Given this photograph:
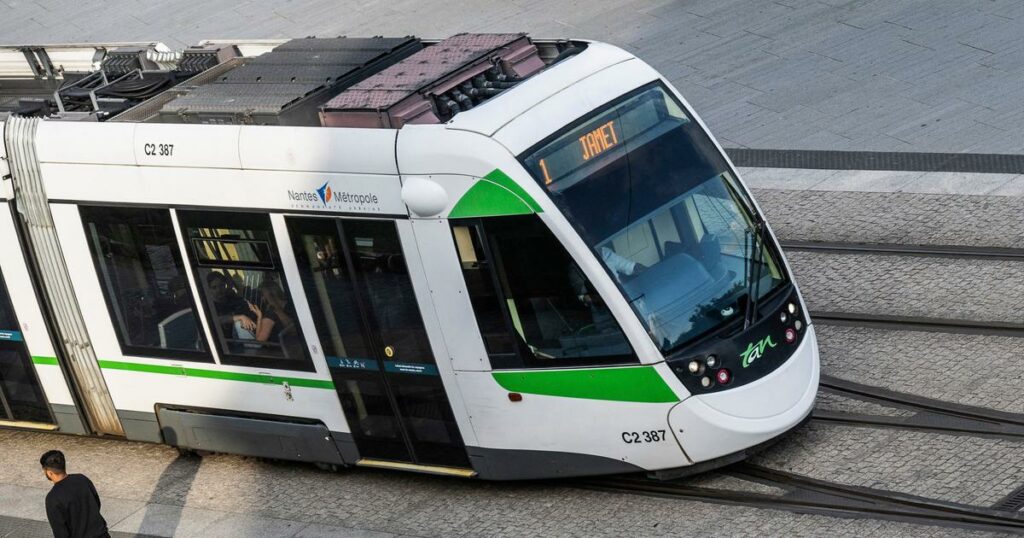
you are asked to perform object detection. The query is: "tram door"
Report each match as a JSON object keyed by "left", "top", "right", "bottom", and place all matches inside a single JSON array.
[
  {"left": 0, "top": 267, "right": 52, "bottom": 424},
  {"left": 288, "top": 217, "right": 469, "bottom": 468}
]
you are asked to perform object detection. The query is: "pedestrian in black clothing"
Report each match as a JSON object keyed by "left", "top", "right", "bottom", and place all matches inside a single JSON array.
[{"left": 40, "top": 450, "right": 110, "bottom": 538}]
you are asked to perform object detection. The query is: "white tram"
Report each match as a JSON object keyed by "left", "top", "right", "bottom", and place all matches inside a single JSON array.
[{"left": 0, "top": 34, "right": 818, "bottom": 479}]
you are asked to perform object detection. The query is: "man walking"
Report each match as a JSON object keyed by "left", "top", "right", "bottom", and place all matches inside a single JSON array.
[{"left": 40, "top": 450, "right": 110, "bottom": 538}]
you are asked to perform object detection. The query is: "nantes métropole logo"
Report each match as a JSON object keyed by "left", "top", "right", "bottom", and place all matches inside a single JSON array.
[
  {"left": 316, "top": 182, "right": 333, "bottom": 205},
  {"left": 288, "top": 181, "right": 381, "bottom": 211}
]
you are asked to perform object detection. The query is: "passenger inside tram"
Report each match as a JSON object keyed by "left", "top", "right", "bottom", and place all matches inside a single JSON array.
[
  {"left": 205, "top": 271, "right": 261, "bottom": 339},
  {"left": 254, "top": 274, "right": 303, "bottom": 358}
]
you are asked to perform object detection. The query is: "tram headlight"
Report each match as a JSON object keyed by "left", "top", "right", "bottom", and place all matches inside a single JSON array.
[
  {"left": 787, "top": 303, "right": 797, "bottom": 315},
  {"left": 700, "top": 376, "right": 713, "bottom": 388},
  {"left": 780, "top": 311, "right": 788, "bottom": 323},
  {"left": 688, "top": 360, "right": 703, "bottom": 375},
  {"left": 705, "top": 355, "right": 718, "bottom": 368},
  {"left": 794, "top": 319, "right": 803, "bottom": 331}
]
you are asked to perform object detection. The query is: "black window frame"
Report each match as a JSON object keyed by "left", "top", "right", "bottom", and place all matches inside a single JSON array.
[
  {"left": 451, "top": 215, "right": 640, "bottom": 370},
  {"left": 79, "top": 205, "right": 213, "bottom": 363},
  {"left": 0, "top": 264, "right": 54, "bottom": 423},
  {"left": 284, "top": 215, "right": 375, "bottom": 366},
  {"left": 176, "top": 209, "right": 314, "bottom": 372}
]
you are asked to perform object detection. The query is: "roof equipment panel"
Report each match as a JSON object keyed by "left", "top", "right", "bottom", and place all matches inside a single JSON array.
[
  {"left": 155, "top": 37, "right": 422, "bottom": 126},
  {"left": 0, "top": 43, "right": 220, "bottom": 121},
  {"left": 320, "top": 33, "right": 545, "bottom": 128}
]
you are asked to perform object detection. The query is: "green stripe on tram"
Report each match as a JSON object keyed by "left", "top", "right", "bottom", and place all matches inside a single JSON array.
[
  {"left": 481, "top": 168, "right": 544, "bottom": 213},
  {"left": 97, "top": 360, "right": 335, "bottom": 389},
  {"left": 31, "top": 356, "right": 333, "bottom": 389},
  {"left": 492, "top": 366, "right": 679, "bottom": 403},
  {"left": 448, "top": 168, "right": 544, "bottom": 218}
]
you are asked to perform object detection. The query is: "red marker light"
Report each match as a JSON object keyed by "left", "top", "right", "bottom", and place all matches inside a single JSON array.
[
  {"left": 508, "top": 392, "right": 523, "bottom": 402},
  {"left": 784, "top": 328, "right": 797, "bottom": 343},
  {"left": 715, "top": 369, "right": 732, "bottom": 385}
]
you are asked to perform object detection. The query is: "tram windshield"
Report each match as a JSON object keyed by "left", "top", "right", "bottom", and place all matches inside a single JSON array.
[{"left": 521, "top": 83, "right": 787, "bottom": 354}]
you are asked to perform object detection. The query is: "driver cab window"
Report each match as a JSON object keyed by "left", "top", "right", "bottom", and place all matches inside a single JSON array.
[
  {"left": 598, "top": 171, "right": 782, "bottom": 287},
  {"left": 452, "top": 215, "right": 637, "bottom": 369}
]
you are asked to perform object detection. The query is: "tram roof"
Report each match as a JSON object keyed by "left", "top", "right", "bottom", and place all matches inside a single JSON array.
[{"left": 0, "top": 34, "right": 628, "bottom": 135}]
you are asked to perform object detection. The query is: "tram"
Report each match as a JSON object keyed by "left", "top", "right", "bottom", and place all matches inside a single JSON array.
[{"left": 0, "top": 33, "right": 818, "bottom": 479}]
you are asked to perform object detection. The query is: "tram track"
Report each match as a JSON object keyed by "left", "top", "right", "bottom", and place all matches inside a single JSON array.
[
  {"left": 781, "top": 240, "right": 1024, "bottom": 261},
  {"left": 811, "top": 311, "right": 1024, "bottom": 338},
  {"left": 577, "top": 372, "right": 1024, "bottom": 532},
  {"left": 808, "top": 313, "right": 1024, "bottom": 440},
  {"left": 577, "top": 367, "right": 1024, "bottom": 532},
  {"left": 813, "top": 374, "right": 1024, "bottom": 442},
  {"left": 579, "top": 463, "right": 1024, "bottom": 533}
]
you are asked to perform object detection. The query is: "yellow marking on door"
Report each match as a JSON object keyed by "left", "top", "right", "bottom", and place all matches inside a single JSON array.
[
  {"left": 0, "top": 419, "right": 59, "bottom": 431},
  {"left": 356, "top": 458, "right": 477, "bottom": 478}
]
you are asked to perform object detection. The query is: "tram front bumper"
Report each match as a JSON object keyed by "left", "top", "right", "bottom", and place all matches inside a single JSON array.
[{"left": 668, "top": 324, "right": 820, "bottom": 464}]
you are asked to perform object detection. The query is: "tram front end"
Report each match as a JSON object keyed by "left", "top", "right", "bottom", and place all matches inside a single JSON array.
[{"left": 481, "top": 43, "right": 819, "bottom": 474}]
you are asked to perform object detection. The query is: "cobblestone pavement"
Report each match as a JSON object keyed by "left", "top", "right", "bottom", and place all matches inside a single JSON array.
[
  {"left": 0, "top": 428, "right": 1007, "bottom": 537},
  {"left": 750, "top": 422, "right": 1024, "bottom": 508},
  {"left": 814, "top": 391, "right": 915, "bottom": 418},
  {"left": 789, "top": 251, "right": 1024, "bottom": 323},
  {"left": 755, "top": 188, "right": 1024, "bottom": 248},
  {"left": 817, "top": 324, "right": 1024, "bottom": 414},
  {"left": 3, "top": 0, "right": 1024, "bottom": 154}
]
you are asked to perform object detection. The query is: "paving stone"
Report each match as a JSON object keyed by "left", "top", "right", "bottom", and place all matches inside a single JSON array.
[
  {"left": 199, "top": 512, "right": 309, "bottom": 538},
  {"left": 751, "top": 422, "right": 1024, "bottom": 507},
  {"left": 109, "top": 503, "right": 228, "bottom": 537},
  {"left": 807, "top": 170, "right": 925, "bottom": 193},
  {"left": 294, "top": 524, "right": 398, "bottom": 538},
  {"left": 2, "top": 0, "right": 1024, "bottom": 153},
  {"left": 898, "top": 172, "right": 1018, "bottom": 195},
  {"left": 814, "top": 391, "right": 916, "bottom": 418},
  {"left": 685, "top": 473, "right": 788, "bottom": 497},
  {"left": 0, "top": 484, "right": 48, "bottom": 520},
  {"left": 988, "top": 176, "right": 1024, "bottom": 197},
  {"left": 739, "top": 168, "right": 837, "bottom": 190},
  {"left": 0, "top": 515, "right": 143, "bottom": 538},
  {"left": 741, "top": 169, "right": 1024, "bottom": 197},
  {"left": 754, "top": 188, "right": 1024, "bottom": 248},
  {"left": 0, "top": 429, "right": 1005, "bottom": 537},
  {"left": 816, "top": 324, "right": 1024, "bottom": 415},
  {"left": 790, "top": 251, "right": 1024, "bottom": 323}
]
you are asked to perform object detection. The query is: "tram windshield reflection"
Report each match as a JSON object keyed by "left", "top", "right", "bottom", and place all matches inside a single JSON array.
[{"left": 522, "top": 84, "right": 788, "bottom": 353}]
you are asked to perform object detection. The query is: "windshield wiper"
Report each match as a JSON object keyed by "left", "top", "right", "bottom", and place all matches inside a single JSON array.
[{"left": 743, "top": 219, "right": 767, "bottom": 330}]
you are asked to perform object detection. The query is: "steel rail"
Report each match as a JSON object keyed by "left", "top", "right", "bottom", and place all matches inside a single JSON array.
[
  {"left": 810, "top": 311, "right": 1024, "bottom": 338},
  {"left": 814, "top": 374, "right": 1024, "bottom": 441},
  {"left": 781, "top": 240, "right": 1024, "bottom": 261},
  {"left": 579, "top": 464, "right": 1024, "bottom": 533}
]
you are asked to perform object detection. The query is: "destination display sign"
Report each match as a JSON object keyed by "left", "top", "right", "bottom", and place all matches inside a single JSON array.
[{"left": 523, "top": 89, "right": 690, "bottom": 192}]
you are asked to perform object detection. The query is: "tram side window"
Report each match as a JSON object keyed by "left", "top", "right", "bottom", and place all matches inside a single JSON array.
[
  {"left": 177, "top": 211, "right": 312, "bottom": 371},
  {"left": 80, "top": 206, "right": 211, "bottom": 361},
  {"left": 452, "top": 215, "right": 637, "bottom": 369}
]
